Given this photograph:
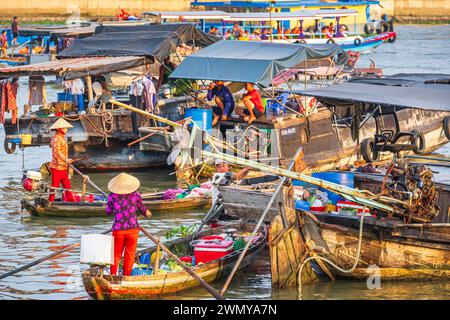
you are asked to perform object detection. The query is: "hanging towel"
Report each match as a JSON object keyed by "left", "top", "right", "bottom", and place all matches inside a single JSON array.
[
  {"left": 142, "top": 75, "right": 157, "bottom": 114},
  {"left": 28, "top": 75, "right": 47, "bottom": 106}
]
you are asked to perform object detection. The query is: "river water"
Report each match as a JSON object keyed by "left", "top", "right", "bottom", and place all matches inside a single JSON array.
[{"left": 0, "top": 25, "right": 449, "bottom": 300}]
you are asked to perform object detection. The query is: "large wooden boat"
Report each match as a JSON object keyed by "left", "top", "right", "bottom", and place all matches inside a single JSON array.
[
  {"left": 298, "top": 210, "right": 450, "bottom": 281},
  {"left": 82, "top": 222, "right": 267, "bottom": 299},
  {"left": 218, "top": 177, "right": 450, "bottom": 282},
  {"left": 21, "top": 192, "right": 211, "bottom": 218}
]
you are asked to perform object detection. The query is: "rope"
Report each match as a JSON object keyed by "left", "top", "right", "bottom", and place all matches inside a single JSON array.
[{"left": 296, "top": 208, "right": 366, "bottom": 300}]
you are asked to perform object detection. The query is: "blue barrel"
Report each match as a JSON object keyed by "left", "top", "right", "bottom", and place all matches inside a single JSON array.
[
  {"left": 184, "top": 108, "right": 212, "bottom": 132},
  {"left": 311, "top": 172, "right": 355, "bottom": 205},
  {"left": 57, "top": 92, "right": 74, "bottom": 102}
]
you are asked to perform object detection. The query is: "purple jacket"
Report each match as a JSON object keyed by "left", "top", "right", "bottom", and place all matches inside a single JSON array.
[{"left": 106, "top": 192, "right": 147, "bottom": 231}]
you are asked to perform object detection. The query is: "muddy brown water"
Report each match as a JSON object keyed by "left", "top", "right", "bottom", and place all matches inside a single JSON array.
[{"left": 0, "top": 25, "right": 450, "bottom": 300}]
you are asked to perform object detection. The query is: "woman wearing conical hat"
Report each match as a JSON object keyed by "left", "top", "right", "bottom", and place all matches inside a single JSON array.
[
  {"left": 106, "top": 173, "right": 152, "bottom": 276},
  {"left": 48, "top": 118, "right": 75, "bottom": 202}
]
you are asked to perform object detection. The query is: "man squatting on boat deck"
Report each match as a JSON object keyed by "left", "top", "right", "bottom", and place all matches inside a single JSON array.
[
  {"left": 106, "top": 173, "right": 152, "bottom": 276},
  {"left": 208, "top": 81, "right": 264, "bottom": 125},
  {"left": 207, "top": 81, "right": 235, "bottom": 126},
  {"left": 48, "top": 118, "right": 75, "bottom": 202},
  {"left": 237, "top": 83, "right": 264, "bottom": 125}
]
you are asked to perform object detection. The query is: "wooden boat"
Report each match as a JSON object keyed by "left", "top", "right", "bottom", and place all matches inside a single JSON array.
[
  {"left": 219, "top": 180, "right": 450, "bottom": 282},
  {"left": 21, "top": 192, "right": 211, "bottom": 218},
  {"left": 82, "top": 222, "right": 267, "bottom": 299},
  {"left": 297, "top": 210, "right": 450, "bottom": 281}
]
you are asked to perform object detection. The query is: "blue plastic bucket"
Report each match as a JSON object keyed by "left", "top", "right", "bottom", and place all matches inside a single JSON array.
[
  {"left": 57, "top": 92, "right": 74, "bottom": 102},
  {"left": 184, "top": 108, "right": 212, "bottom": 132},
  {"left": 311, "top": 172, "right": 355, "bottom": 204}
]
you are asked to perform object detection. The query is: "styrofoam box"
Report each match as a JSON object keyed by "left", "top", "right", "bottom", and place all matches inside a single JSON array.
[{"left": 80, "top": 234, "right": 114, "bottom": 265}]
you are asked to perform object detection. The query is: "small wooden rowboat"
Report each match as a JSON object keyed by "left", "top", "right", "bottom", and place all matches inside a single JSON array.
[
  {"left": 82, "top": 222, "right": 267, "bottom": 299},
  {"left": 21, "top": 192, "right": 211, "bottom": 218}
]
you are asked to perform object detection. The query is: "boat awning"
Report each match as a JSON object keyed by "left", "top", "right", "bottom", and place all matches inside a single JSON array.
[
  {"left": 59, "top": 24, "right": 219, "bottom": 62},
  {"left": 225, "top": 11, "right": 317, "bottom": 22},
  {"left": 169, "top": 40, "right": 344, "bottom": 87},
  {"left": 313, "top": 9, "right": 358, "bottom": 18},
  {"left": 143, "top": 11, "right": 230, "bottom": 20},
  {"left": 0, "top": 56, "right": 151, "bottom": 80},
  {"left": 293, "top": 82, "right": 450, "bottom": 111},
  {"left": 19, "top": 24, "right": 98, "bottom": 37}
]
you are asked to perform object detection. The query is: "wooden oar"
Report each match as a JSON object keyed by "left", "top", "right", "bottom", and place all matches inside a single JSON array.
[
  {"left": 0, "top": 229, "right": 111, "bottom": 280},
  {"left": 219, "top": 146, "right": 304, "bottom": 295},
  {"left": 69, "top": 164, "right": 108, "bottom": 198},
  {"left": 138, "top": 225, "right": 224, "bottom": 300}
]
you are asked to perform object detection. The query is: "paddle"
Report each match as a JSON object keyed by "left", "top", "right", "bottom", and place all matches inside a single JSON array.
[
  {"left": 69, "top": 164, "right": 108, "bottom": 198},
  {"left": 0, "top": 229, "right": 111, "bottom": 280},
  {"left": 219, "top": 146, "right": 304, "bottom": 296},
  {"left": 138, "top": 225, "right": 224, "bottom": 300}
]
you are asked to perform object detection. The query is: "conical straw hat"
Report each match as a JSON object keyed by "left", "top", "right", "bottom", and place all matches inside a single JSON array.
[
  {"left": 107, "top": 173, "right": 140, "bottom": 195},
  {"left": 49, "top": 118, "right": 73, "bottom": 130}
]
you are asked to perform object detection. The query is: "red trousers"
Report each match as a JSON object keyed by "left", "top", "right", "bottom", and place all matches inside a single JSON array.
[
  {"left": 111, "top": 228, "right": 139, "bottom": 276},
  {"left": 49, "top": 168, "right": 74, "bottom": 202}
]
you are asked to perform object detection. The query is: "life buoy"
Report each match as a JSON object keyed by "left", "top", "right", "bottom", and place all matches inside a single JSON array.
[
  {"left": 377, "top": 21, "right": 389, "bottom": 34},
  {"left": 364, "top": 22, "right": 375, "bottom": 35},
  {"left": 4, "top": 139, "right": 16, "bottom": 154},
  {"left": 354, "top": 38, "right": 362, "bottom": 46},
  {"left": 387, "top": 33, "right": 396, "bottom": 43},
  {"left": 361, "top": 138, "right": 379, "bottom": 163},
  {"left": 412, "top": 131, "right": 426, "bottom": 154},
  {"left": 299, "top": 39, "right": 307, "bottom": 44},
  {"left": 443, "top": 116, "right": 450, "bottom": 140},
  {"left": 326, "top": 38, "right": 335, "bottom": 44}
]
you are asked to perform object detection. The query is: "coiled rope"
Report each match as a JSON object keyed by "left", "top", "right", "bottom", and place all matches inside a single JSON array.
[{"left": 296, "top": 209, "right": 365, "bottom": 300}]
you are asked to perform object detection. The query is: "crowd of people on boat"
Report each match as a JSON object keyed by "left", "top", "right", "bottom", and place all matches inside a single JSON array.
[{"left": 208, "top": 21, "right": 349, "bottom": 41}]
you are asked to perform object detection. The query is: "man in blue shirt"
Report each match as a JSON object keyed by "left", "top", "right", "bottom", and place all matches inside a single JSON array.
[{"left": 207, "top": 81, "right": 235, "bottom": 126}]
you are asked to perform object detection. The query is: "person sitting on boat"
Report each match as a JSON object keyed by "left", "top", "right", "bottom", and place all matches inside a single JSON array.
[
  {"left": 106, "top": 173, "right": 152, "bottom": 277},
  {"left": 209, "top": 26, "right": 219, "bottom": 36},
  {"left": 338, "top": 25, "right": 349, "bottom": 37},
  {"left": 224, "top": 29, "right": 233, "bottom": 40},
  {"left": 260, "top": 28, "right": 270, "bottom": 41},
  {"left": 323, "top": 26, "right": 333, "bottom": 39},
  {"left": 291, "top": 26, "right": 300, "bottom": 38},
  {"left": 232, "top": 22, "right": 243, "bottom": 39},
  {"left": 249, "top": 29, "right": 262, "bottom": 41},
  {"left": 236, "top": 83, "right": 264, "bottom": 124},
  {"left": 48, "top": 118, "right": 75, "bottom": 203},
  {"left": 211, "top": 159, "right": 250, "bottom": 205},
  {"left": 207, "top": 80, "right": 235, "bottom": 126}
]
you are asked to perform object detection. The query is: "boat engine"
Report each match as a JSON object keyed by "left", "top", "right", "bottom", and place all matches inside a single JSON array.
[
  {"left": 382, "top": 160, "right": 440, "bottom": 222},
  {"left": 22, "top": 171, "right": 47, "bottom": 193}
]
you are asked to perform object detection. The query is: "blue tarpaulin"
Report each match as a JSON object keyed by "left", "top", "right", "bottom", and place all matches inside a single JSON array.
[{"left": 169, "top": 40, "right": 344, "bottom": 87}]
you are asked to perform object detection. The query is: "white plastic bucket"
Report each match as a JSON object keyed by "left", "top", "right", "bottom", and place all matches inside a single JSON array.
[{"left": 80, "top": 234, "right": 114, "bottom": 265}]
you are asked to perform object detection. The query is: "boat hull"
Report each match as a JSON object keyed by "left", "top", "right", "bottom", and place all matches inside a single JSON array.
[
  {"left": 82, "top": 223, "right": 267, "bottom": 299},
  {"left": 303, "top": 212, "right": 450, "bottom": 281},
  {"left": 22, "top": 196, "right": 211, "bottom": 218}
]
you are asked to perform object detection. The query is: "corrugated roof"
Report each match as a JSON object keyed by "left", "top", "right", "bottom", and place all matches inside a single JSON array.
[{"left": 0, "top": 56, "right": 150, "bottom": 80}]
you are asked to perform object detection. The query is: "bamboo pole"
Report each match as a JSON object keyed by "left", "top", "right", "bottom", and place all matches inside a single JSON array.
[
  {"left": 220, "top": 146, "right": 304, "bottom": 295},
  {"left": 202, "top": 150, "right": 400, "bottom": 213},
  {"left": 69, "top": 164, "right": 108, "bottom": 198},
  {"left": 109, "top": 99, "right": 182, "bottom": 128},
  {"left": 138, "top": 226, "right": 224, "bottom": 300}
]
